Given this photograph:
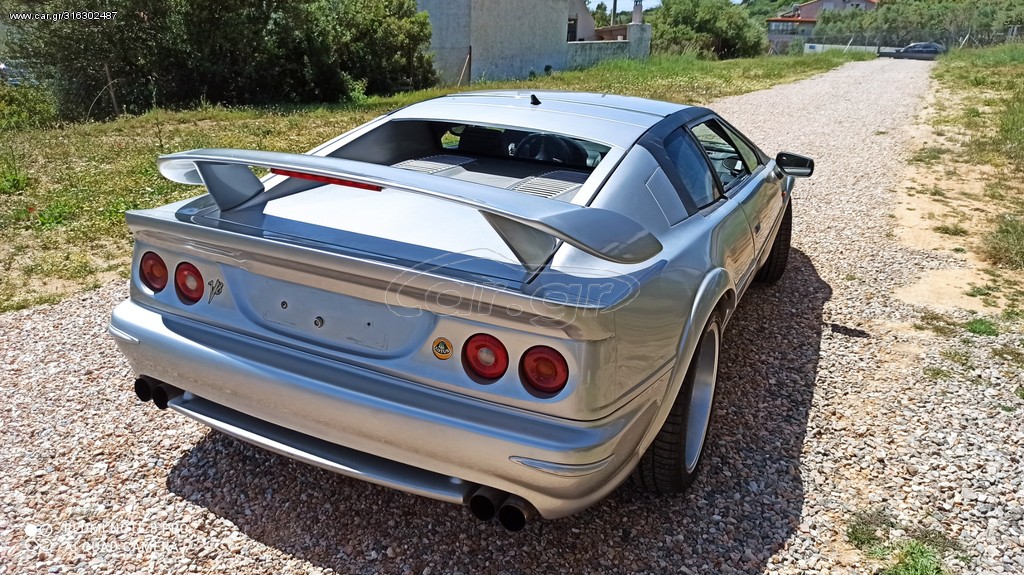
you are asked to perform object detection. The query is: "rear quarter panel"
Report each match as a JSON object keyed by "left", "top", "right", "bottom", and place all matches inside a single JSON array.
[{"left": 549, "top": 146, "right": 742, "bottom": 417}]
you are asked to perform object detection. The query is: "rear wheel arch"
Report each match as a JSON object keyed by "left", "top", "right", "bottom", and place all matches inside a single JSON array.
[
  {"left": 630, "top": 270, "right": 734, "bottom": 485},
  {"left": 671, "top": 269, "right": 732, "bottom": 396},
  {"left": 633, "top": 304, "right": 724, "bottom": 493}
]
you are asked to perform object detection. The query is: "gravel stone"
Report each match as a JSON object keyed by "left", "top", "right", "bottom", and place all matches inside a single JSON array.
[{"left": 2, "top": 59, "right": 1020, "bottom": 574}]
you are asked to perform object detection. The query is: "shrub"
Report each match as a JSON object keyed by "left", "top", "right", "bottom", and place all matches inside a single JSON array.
[
  {"left": 5, "top": 0, "right": 436, "bottom": 119},
  {"left": 0, "top": 84, "right": 58, "bottom": 131},
  {"left": 650, "top": 0, "right": 767, "bottom": 59}
]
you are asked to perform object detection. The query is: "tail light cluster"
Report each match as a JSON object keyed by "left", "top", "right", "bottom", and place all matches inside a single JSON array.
[
  {"left": 463, "top": 334, "right": 509, "bottom": 380},
  {"left": 138, "top": 252, "right": 205, "bottom": 305},
  {"left": 462, "top": 333, "right": 569, "bottom": 395}
]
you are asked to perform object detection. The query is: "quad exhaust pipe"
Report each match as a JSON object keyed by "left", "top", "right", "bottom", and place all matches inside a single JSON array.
[
  {"left": 133, "top": 377, "right": 183, "bottom": 410},
  {"left": 467, "top": 487, "right": 539, "bottom": 531}
]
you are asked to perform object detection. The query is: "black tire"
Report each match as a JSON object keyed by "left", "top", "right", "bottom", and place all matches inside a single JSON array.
[
  {"left": 634, "top": 310, "right": 723, "bottom": 494},
  {"left": 754, "top": 202, "right": 792, "bottom": 284}
]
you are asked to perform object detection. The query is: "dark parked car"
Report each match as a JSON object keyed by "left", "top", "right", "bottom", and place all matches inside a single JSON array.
[
  {"left": 879, "top": 42, "right": 946, "bottom": 61},
  {"left": 899, "top": 42, "right": 946, "bottom": 54}
]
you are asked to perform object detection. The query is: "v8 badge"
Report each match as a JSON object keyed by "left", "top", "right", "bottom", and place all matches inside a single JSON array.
[{"left": 207, "top": 278, "right": 224, "bottom": 304}]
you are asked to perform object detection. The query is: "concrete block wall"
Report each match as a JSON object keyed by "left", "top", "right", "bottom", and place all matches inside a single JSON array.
[
  {"left": 566, "top": 40, "right": 629, "bottom": 70},
  {"left": 566, "top": 23, "right": 651, "bottom": 70}
]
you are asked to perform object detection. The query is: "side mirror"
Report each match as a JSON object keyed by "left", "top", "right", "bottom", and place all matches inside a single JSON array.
[{"left": 776, "top": 152, "right": 815, "bottom": 178}]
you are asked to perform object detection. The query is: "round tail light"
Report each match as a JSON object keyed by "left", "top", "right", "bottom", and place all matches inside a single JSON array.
[
  {"left": 520, "top": 346, "right": 569, "bottom": 395},
  {"left": 174, "top": 262, "right": 205, "bottom": 304},
  {"left": 139, "top": 252, "right": 168, "bottom": 292},
  {"left": 462, "top": 334, "right": 509, "bottom": 381}
]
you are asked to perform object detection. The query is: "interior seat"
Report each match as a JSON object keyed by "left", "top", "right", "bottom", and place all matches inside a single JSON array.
[{"left": 457, "top": 127, "right": 507, "bottom": 158}]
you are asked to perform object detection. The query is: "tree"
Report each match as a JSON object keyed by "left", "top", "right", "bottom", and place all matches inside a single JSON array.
[
  {"left": 741, "top": 0, "right": 796, "bottom": 20},
  {"left": 651, "top": 0, "right": 767, "bottom": 58},
  {"left": 5, "top": 0, "right": 436, "bottom": 119},
  {"left": 593, "top": 1, "right": 611, "bottom": 27},
  {"left": 811, "top": 0, "right": 1024, "bottom": 47}
]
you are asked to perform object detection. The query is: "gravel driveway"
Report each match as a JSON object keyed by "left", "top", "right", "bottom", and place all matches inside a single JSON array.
[{"left": 3, "top": 58, "right": 1021, "bottom": 574}]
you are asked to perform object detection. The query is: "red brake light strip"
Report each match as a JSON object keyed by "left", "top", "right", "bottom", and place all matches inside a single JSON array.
[{"left": 270, "top": 168, "right": 383, "bottom": 191}]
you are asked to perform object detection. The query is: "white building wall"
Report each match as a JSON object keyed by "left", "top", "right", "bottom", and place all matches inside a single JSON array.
[
  {"left": 569, "top": 0, "right": 596, "bottom": 41},
  {"left": 418, "top": 0, "right": 650, "bottom": 84},
  {"left": 469, "top": 0, "right": 569, "bottom": 81},
  {"left": 417, "top": 0, "right": 473, "bottom": 84}
]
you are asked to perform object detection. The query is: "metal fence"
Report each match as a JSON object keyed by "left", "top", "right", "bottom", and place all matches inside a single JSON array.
[{"left": 770, "top": 27, "right": 1022, "bottom": 55}]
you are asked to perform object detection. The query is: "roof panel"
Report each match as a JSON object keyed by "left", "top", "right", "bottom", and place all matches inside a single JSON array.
[{"left": 392, "top": 91, "right": 689, "bottom": 148}]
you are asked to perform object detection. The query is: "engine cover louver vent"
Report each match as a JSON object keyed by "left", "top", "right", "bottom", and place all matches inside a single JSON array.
[
  {"left": 394, "top": 155, "right": 476, "bottom": 174},
  {"left": 510, "top": 170, "right": 589, "bottom": 198}
]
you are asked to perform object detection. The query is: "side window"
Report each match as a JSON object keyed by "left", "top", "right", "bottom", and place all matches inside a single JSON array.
[
  {"left": 691, "top": 119, "right": 751, "bottom": 189},
  {"left": 722, "top": 125, "right": 761, "bottom": 173},
  {"left": 663, "top": 128, "right": 718, "bottom": 209}
]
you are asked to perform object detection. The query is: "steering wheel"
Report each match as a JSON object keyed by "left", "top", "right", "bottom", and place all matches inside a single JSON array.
[{"left": 515, "top": 134, "right": 572, "bottom": 164}]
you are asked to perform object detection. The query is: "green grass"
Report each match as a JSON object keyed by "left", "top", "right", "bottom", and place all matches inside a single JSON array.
[
  {"left": 910, "top": 147, "right": 949, "bottom": 164},
  {"left": 913, "top": 310, "right": 959, "bottom": 337},
  {"left": 883, "top": 541, "right": 943, "bottom": 575},
  {"left": 934, "top": 223, "right": 968, "bottom": 237},
  {"left": 991, "top": 344, "right": 1024, "bottom": 366},
  {"left": 934, "top": 45, "right": 1024, "bottom": 272},
  {"left": 965, "top": 285, "right": 996, "bottom": 297},
  {"left": 0, "top": 51, "right": 872, "bottom": 312},
  {"left": 847, "top": 508, "right": 895, "bottom": 553},
  {"left": 963, "top": 318, "right": 999, "bottom": 336},
  {"left": 983, "top": 214, "right": 1024, "bottom": 270},
  {"left": 939, "top": 348, "right": 972, "bottom": 367},
  {"left": 0, "top": 166, "right": 27, "bottom": 195},
  {"left": 848, "top": 509, "right": 957, "bottom": 575},
  {"left": 923, "top": 366, "right": 952, "bottom": 381}
]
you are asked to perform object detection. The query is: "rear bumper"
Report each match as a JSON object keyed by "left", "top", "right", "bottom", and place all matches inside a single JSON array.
[{"left": 109, "top": 299, "right": 666, "bottom": 518}]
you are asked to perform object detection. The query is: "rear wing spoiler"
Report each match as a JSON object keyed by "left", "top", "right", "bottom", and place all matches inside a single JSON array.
[{"left": 157, "top": 148, "right": 662, "bottom": 271}]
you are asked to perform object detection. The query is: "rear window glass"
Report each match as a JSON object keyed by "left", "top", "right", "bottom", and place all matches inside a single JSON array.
[
  {"left": 332, "top": 118, "right": 611, "bottom": 171},
  {"left": 441, "top": 124, "right": 609, "bottom": 169}
]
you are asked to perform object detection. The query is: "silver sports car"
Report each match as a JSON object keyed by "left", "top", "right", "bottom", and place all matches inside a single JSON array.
[{"left": 109, "top": 91, "right": 813, "bottom": 531}]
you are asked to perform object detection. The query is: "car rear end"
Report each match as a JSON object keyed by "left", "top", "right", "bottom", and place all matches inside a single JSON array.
[
  {"left": 109, "top": 190, "right": 667, "bottom": 527},
  {"left": 109, "top": 93, "right": 683, "bottom": 526}
]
